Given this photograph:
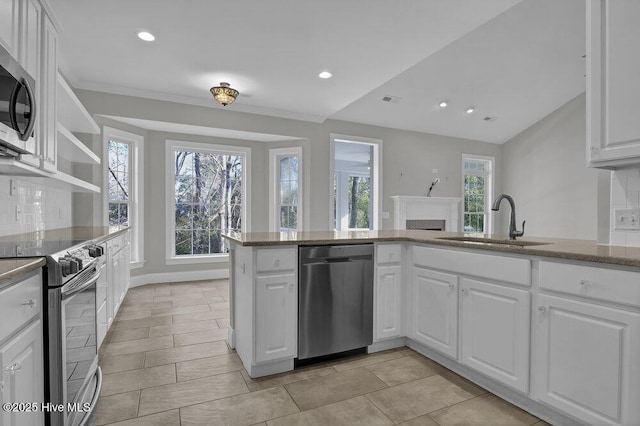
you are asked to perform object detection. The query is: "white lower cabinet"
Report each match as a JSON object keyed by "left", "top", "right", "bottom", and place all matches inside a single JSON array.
[
  {"left": 255, "top": 274, "right": 297, "bottom": 363},
  {"left": 106, "top": 232, "right": 130, "bottom": 325},
  {"left": 411, "top": 267, "right": 458, "bottom": 358},
  {"left": 460, "top": 277, "right": 530, "bottom": 393},
  {"left": 0, "top": 320, "right": 43, "bottom": 426},
  {"left": 96, "top": 261, "right": 108, "bottom": 348},
  {"left": 232, "top": 245, "right": 298, "bottom": 377},
  {"left": 374, "top": 264, "right": 403, "bottom": 340},
  {"left": 0, "top": 270, "right": 43, "bottom": 426},
  {"left": 533, "top": 293, "right": 640, "bottom": 425}
]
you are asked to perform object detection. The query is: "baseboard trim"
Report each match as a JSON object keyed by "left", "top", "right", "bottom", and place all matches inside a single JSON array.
[
  {"left": 130, "top": 269, "right": 229, "bottom": 288},
  {"left": 368, "top": 337, "right": 407, "bottom": 353}
]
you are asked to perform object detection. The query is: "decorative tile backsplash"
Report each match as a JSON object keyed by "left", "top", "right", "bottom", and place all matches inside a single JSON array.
[
  {"left": 610, "top": 167, "right": 640, "bottom": 247},
  {"left": 0, "top": 176, "right": 72, "bottom": 237}
]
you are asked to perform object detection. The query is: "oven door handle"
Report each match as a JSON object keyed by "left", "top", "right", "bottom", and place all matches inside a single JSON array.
[
  {"left": 78, "top": 366, "right": 102, "bottom": 426},
  {"left": 61, "top": 267, "right": 102, "bottom": 299}
]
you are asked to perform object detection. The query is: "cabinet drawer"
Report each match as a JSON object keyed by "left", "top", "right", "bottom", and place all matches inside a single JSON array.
[
  {"left": 256, "top": 248, "right": 296, "bottom": 273},
  {"left": 539, "top": 261, "right": 640, "bottom": 307},
  {"left": 413, "top": 245, "right": 530, "bottom": 286},
  {"left": 108, "top": 233, "right": 128, "bottom": 252},
  {"left": 376, "top": 244, "right": 401, "bottom": 264},
  {"left": 0, "top": 272, "right": 42, "bottom": 342}
]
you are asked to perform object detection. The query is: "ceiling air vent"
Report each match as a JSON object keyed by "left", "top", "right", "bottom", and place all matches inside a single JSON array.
[
  {"left": 382, "top": 95, "right": 401, "bottom": 103},
  {"left": 483, "top": 116, "right": 497, "bottom": 122}
]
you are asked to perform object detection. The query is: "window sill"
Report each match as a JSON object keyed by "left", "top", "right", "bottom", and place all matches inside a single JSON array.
[
  {"left": 130, "top": 260, "right": 145, "bottom": 270},
  {"left": 166, "top": 254, "right": 229, "bottom": 265}
]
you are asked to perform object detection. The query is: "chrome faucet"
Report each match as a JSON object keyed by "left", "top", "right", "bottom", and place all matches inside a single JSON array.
[{"left": 491, "top": 194, "right": 525, "bottom": 240}]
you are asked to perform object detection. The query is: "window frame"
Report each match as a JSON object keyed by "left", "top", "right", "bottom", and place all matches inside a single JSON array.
[
  {"left": 268, "top": 147, "right": 303, "bottom": 232},
  {"left": 329, "top": 134, "right": 383, "bottom": 231},
  {"left": 165, "top": 139, "right": 251, "bottom": 265},
  {"left": 102, "top": 126, "right": 144, "bottom": 269},
  {"left": 461, "top": 154, "right": 494, "bottom": 235}
]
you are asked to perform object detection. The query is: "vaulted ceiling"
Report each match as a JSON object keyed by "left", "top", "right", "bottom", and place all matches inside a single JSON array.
[{"left": 49, "top": 0, "right": 585, "bottom": 143}]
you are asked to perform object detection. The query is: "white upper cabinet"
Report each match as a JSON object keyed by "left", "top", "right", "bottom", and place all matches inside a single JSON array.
[
  {"left": 587, "top": 0, "right": 640, "bottom": 168},
  {"left": 18, "top": 0, "right": 40, "bottom": 79},
  {"left": 39, "top": 12, "right": 57, "bottom": 172},
  {"left": 0, "top": 0, "right": 20, "bottom": 56}
]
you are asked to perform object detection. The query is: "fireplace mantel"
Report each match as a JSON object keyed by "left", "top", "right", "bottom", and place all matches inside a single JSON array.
[{"left": 391, "top": 196, "right": 461, "bottom": 231}]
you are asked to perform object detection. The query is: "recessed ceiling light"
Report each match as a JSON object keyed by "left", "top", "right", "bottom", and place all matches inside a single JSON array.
[
  {"left": 137, "top": 31, "right": 155, "bottom": 41},
  {"left": 466, "top": 106, "right": 475, "bottom": 114},
  {"left": 318, "top": 71, "right": 333, "bottom": 79},
  {"left": 439, "top": 101, "right": 448, "bottom": 108}
]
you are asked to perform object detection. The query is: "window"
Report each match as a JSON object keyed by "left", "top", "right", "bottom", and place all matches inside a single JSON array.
[
  {"left": 107, "top": 140, "right": 130, "bottom": 226},
  {"left": 103, "top": 127, "right": 144, "bottom": 267},
  {"left": 462, "top": 155, "right": 494, "bottom": 234},
  {"left": 269, "top": 147, "right": 302, "bottom": 232},
  {"left": 166, "top": 140, "right": 251, "bottom": 263},
  {"left": 330, "top": 135, "right": 382, "bottom": 230}
]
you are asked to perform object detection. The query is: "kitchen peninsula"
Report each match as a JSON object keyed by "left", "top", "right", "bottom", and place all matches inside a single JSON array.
[{"left": 223, "top": 230, "right": 640, "bottom": 426}]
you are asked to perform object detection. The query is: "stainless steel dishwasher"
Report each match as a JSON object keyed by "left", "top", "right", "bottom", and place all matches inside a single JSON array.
[{"left": 298, "top": 244, "right": 374, "bottom": 360}]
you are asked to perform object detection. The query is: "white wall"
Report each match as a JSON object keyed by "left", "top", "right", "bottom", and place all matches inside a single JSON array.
[
  {"left": 501, "top": 93, "right": 608, "bottom": 240},
  {"left": 610, "top": 167, "right": 640, "bottom": 246},
  {"left": 0, "top": 176, "right": 72, "bottom": 238}
]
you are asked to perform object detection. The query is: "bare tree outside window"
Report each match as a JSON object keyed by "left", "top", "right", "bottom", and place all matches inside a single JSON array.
[
  {"left": 173, "top": 150, "right": 243, "bottom": 255},
  {"left": 108, "top": 140, "right": 130, "bottom": 226}
]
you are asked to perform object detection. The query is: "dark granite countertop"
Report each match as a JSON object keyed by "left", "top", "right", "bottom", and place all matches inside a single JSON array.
[{"left": 222, "top": 230, "right": 640, "bottom": 268}]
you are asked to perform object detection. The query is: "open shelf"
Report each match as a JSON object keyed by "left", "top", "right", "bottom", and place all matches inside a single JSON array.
[
  {"left": 57, "top": 73, "right": 100, "bottom": 134},
  {"left": 0, "top": 158, "right": 100, "bottom": 193},
  {"left": 57, "top": 123, "right": 101, "bottom": 165}
]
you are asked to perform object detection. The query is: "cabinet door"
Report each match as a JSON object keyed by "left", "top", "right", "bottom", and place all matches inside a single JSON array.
[
  {"left": 19, "top": 0, "right": 40, "bottom": 78},
  {"left": 460, "top": 278, "right": 530, "bottom": 393},
  {"left": 374, "top": 264, "right": 403, "bottom": 341},
  {"left": 0, "top": 0, "right": 20, "bottom": 56},
  {"left": 119, "top": 243, "right": 130, "bottom": 303},
  {"left": 411, "top": 267, "right": 458, "bottom": 358},
  {"left": 533, "top": 294, "right": 640, "bottom": 425},
  {"left": 107, "top": 249, "right": 119, "bottom": 325},
  {"left": 587, "top": 0, "right": 640, "bottom": 167},
  {"left": 0, "top": 320, "right": 43, "bottom": 426},
  {"left": 255, "top": 274, "right": 296, "bottom": 363},
  {"left": 39, "top": 13, "right": 57, "bottom": 172}
]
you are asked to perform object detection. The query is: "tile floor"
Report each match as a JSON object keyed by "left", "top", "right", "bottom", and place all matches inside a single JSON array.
[{"left": 96, "top": 279, "right": 550, "bottom": 426}]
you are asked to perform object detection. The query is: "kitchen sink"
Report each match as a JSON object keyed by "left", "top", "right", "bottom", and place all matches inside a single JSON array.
[{"left": 436, "top": 236, "right": 551, "bottom": 247}]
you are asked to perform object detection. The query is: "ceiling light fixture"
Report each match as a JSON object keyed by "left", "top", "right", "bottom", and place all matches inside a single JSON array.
[
  {"left": 318, "top": 71, "right": 333, "bottom": 79},
  {"left": 439, "top": 100, "right": 448, "bottom": 108},
  {"left": 466, "top": 106, "right": 476, "bottom": 114},
  {"left": 137, "top": 31, "right": 155, "bottom": 41},
  {"left": 210, "top": 82, "right": 239, "bottom": 106}
]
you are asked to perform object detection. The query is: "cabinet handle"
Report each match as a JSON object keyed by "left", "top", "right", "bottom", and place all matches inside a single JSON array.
[
  {"left": 274, "top": 259, "right": 280, "bottom": 267},
  {"left": 4, "top": 363, "right": 22, "bottom": 375},
  {"left": 0, "top": 380, "right": 4, "bottom": 391},
  {"left": 538, "top": 306, "right": 547, "bottom": 313},
  {"left": 21, "top": 299, "right": 37, "bottom": 308},
  {"left": 448, "top": 283, "right": 455, "bottom": 289},
  {"left": 461, "top": 288, "right": 467, "bottom": 295}
]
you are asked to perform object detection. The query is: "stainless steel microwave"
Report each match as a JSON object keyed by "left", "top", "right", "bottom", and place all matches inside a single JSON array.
[{"left": 0, "top": 43, "right": 36, "bottom": 157}]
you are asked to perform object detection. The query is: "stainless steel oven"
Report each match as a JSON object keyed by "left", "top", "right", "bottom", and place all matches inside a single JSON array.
[
  {"left": 46, "top": 244, "right": 104, "bottom": 426},
  {"left": 0, "top": 42, "right": 36, "bottom": 157}
]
